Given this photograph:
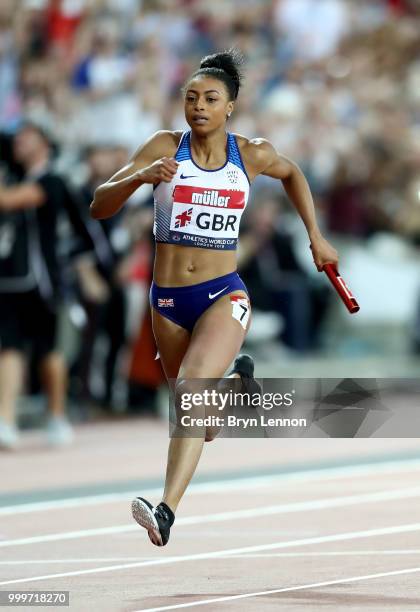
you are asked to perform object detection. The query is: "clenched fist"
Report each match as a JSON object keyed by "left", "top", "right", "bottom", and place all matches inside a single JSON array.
[{"left": 136, "top": 157, "right": 179, "bottom": 184}]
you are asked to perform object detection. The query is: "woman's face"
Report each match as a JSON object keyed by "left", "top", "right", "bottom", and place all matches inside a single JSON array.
[{"left": 184, "top": 76, "right": 234, "bottom": 134}]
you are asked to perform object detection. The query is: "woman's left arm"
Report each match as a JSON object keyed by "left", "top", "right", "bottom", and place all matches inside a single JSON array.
[{"left": 246, "top": 139, "right": 338, "bottom": 271}]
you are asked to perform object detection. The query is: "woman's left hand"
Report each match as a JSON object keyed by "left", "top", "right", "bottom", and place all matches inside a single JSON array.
[{"left": 309, "top": 233, "right": 339, "bottom": 272}]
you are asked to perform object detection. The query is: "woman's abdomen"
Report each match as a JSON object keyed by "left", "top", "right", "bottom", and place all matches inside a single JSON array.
[{"left": 153, "top": 243, "right": 237, "bottom": 287}]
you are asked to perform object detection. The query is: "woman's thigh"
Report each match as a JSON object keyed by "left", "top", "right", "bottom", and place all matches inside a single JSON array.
[
  {"left": 178, "top": 290, "right": 251, "bottom": 379},
  {"left": 152, "top": 288, "right": 251, "bottom": 382},
  {"left": 152, "top": 291, "right": 250, "bottom": 439},
  {"left": 151, "top": 308, "right": 191, "bottom": 387}
]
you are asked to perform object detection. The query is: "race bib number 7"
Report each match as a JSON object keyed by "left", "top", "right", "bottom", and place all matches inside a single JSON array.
[{"left": 230, "top": 295, "right": 250, "bottom": 330}]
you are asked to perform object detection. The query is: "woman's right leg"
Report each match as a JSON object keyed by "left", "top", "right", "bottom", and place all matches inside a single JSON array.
[
  {"left": 131, "top": 308, "right": 206, "bottom": 546},
  {"left": 133, "top": 298, "right": 251, "bottom": 546},
  {"left": 151, "top": 309, "right": 207, "bottom": 514}
]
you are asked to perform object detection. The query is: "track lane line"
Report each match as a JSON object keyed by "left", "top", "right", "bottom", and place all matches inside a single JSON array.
[
  {"left": 2, "top": 485, "right": 420, "bottom": 548},
  {"left": 0, "top": 558, "right": 154, "bottom": 564},
  {"left": 132, "top": 566, "right": 420, "bottom": 612},
  {"left": 1, "top": 522, "right": 420, "bottom": 586},
  {"left": 225, "top": 549, "right": 420, "bottom": 557},
  {"left": 2, "top": 549, "right": 420, "bottom": 565},
  {"left": 2, "top": 457, "right": 420, "bottom": 516}
]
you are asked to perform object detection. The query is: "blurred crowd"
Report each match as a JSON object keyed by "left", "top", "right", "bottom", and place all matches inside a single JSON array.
[
  {"left": 1, "top": 0, "right": 419, "bottom": 235},
  {"left": 1, "top": 0, "right": 420, "bottom": 444}
]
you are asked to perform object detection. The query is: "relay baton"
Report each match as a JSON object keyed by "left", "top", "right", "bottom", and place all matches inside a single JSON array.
[{"left": 322, "top": 263, "right": 360, "bottom": 314}]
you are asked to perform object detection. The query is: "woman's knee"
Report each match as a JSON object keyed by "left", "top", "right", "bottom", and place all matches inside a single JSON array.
[
  {"left": 174, "top": 378, "right": 206, "bottom": 410},
  {"left": 173, "top": 378, "right": 205, "bottom": 435}
]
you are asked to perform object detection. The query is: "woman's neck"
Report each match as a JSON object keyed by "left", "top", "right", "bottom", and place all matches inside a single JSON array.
[{"left": 190, "top": 129, "right": 227, "bottom": 166}]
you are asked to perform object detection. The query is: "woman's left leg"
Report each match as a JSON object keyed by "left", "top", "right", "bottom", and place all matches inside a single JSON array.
[{"left": 161, "top": 290, "right": 250, "bottom": 513}]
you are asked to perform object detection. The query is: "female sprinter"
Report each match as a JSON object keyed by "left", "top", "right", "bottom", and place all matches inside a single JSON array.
[{"left": 90, "top": 50, "right": 339, "bottom": 547}]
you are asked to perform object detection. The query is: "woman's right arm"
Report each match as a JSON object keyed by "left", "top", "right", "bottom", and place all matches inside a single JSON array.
[{"left": 90, "top": 131, "right": 179, "bottom": 220}]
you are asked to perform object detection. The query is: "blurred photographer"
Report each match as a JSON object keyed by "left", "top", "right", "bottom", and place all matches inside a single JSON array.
[{"left": 0, "top": 122, "right": 92, "bottom": 449}]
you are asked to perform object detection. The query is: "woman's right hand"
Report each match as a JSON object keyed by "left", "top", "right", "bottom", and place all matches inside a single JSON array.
[{"left": 136, "top": 157, "right": 179, "bottom": 184}]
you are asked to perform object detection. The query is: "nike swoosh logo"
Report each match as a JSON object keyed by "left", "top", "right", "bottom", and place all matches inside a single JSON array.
[
  {"left": 209, "top": 286, "right": 229, "bottom": 300},
  {"left": 180, "top": 173, "right": 197, "bottom": 179}
]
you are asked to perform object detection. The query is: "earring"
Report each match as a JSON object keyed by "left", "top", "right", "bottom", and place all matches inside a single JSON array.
[{"left": 227, "top": 112, "right": 232, "bottom": 117}]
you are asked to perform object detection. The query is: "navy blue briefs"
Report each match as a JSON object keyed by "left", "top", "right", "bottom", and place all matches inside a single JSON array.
[{"left": 150, "top": 271, "right": 248, "bottom": 332}]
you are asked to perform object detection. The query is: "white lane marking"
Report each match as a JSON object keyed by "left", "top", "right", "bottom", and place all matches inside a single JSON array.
[
  {"left": 0, "top": 525, "right": 134, "bottom": 548},
  {"left": 1, "top": 457, "right": 420, "bottom": 516},
  {"left": 0, "top": 490, "right": 149, "bottom": 517},
  {"left": 225, "top": 550, "right": 420, "bottom": 557},
  {"left": 1, "top": 485, "right": 420, "bottom": 548},
  {"left": 133, "top": 567, "right": 420, "bottom": 612},
  {"left": 2, "top": 550, "right": 419, "bottom": 566},
  {"left": 0, "top": 558, "right": 154, "bottom": 565},
  {"left": 1, "top": 522, "right": 420, "bottom": 586}
]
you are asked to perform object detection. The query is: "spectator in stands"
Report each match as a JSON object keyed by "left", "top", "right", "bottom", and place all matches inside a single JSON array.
[
  {"left": 71, "top": 145, "right": 127, "bottom": 409},
  {"left": 238, "top": 198, "right": 331, "bottom": 352},
  {"left": 0, "top": 122, "right": 92, "bottom": 449}
]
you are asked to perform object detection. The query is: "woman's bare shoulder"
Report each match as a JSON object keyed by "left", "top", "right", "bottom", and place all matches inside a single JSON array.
[
  {"left": 137, "top": 130, "right": 183, "bottom": 158},
  {"left": 234, "top": 133, "right": 275, "bottom": 157},
  {"left": 128, "top": 130, "right": 184, "bottom": 169},
  {"left": 233, "top": 133, "right": 277, "bottom": 178},
  {"left": 165, "top": 130, "right": 184, "bottom": 147}
]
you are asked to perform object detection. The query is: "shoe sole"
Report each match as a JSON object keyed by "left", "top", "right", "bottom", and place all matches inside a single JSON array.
[{"left": 131, "top": 498, "right": 163, "bottom": 546}]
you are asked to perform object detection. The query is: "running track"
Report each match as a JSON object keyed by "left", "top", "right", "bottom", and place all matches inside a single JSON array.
[{"left": 1, "top": 419, "right": 420, "bottom": 611}]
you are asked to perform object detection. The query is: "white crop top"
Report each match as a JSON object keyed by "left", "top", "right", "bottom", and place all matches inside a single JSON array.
[{"left": 153, "top": 131, "right": 250, "bottom": 251}]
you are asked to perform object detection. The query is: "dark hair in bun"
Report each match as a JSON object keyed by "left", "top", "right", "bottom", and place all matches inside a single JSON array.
[{"left": 189, "top": 48, "right": 244, "bottom": 100}]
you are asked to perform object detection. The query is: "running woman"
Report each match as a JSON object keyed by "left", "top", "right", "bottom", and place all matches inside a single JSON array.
[{"left": 90, "top": 50, "right": 339, "bottom": 546}]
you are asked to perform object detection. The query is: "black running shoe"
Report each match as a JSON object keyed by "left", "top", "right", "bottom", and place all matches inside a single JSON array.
[
  {"left": 131, "top": 497, "right": 175, "bottom": 546},
  {"left": 228, "top": 354, "right": 262, "bottom": 397}
]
